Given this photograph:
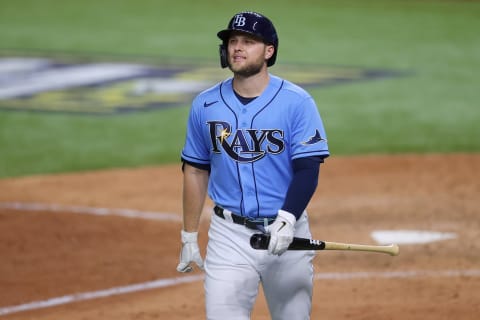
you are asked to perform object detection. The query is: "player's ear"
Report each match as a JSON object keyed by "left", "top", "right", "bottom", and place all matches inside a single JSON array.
[{"left": 265, "top": 45, "right": 275, "bottom": 61}]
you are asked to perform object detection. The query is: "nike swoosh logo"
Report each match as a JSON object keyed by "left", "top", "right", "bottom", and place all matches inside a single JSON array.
[
  {"left": 277, "top": 221, "right": 287, "bottom": 232},
  {"left": 204, "top": 101, "right": 219, "bottom": 108}
]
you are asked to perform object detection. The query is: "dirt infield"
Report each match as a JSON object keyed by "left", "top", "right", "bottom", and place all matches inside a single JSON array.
[{"left": 1, "top": 154, "right": 479, "bottom": 319}]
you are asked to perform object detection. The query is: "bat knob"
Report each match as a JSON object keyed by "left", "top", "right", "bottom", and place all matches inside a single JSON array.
[{"left": 250, "top": 233, "right": 270, "bottom": 250}]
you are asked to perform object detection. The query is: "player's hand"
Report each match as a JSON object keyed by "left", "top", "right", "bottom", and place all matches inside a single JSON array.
[
  {"left": 267, "top": 210, "right": 296, "bottom": 255},
  {"left": 176, "top": 230, "right": 204, "bottom": 273}
]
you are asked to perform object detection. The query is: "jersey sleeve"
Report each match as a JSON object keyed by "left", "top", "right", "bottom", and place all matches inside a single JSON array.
[
  {"left": 181, "top": 97, "right": 210, "bottom": 165},
  {"left": 290, "top": 96, "right": 330, "bottom": 160}
]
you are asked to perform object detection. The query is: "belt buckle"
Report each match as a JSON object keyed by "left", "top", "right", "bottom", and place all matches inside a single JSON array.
[{"left": 243, "top": 217, "right": 262, "bottom": 231}]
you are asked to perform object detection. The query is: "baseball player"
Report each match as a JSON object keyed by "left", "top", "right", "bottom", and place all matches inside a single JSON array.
[{"left": 177, "top": 11, "right": 329, "bottom": 320}]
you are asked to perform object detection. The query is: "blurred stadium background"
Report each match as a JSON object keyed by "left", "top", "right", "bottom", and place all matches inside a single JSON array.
[{"left": 0, "top": 0, "right": 478, "bottom": 178}]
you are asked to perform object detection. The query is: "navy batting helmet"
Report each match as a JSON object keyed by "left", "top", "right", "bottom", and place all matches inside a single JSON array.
[{"left": 217, "top": 11, "right": 279, "bottom": 68}]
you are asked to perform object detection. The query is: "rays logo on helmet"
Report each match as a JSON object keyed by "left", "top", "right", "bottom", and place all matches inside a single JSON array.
[
  {"left": 207, "top": 120, "right": 285, "bottom": 163},
  {"left": 233, "top": 14, "right": 246, "bottom": 27}
]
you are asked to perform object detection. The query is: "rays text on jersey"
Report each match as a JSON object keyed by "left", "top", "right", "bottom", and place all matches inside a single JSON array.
[{"left": 207, "top": 121, "right": 285, "bottom": 163}]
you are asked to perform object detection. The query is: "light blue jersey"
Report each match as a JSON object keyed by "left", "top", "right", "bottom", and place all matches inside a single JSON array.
[{"left": 181, "top": 74, "right": 329, "bottom": 219}]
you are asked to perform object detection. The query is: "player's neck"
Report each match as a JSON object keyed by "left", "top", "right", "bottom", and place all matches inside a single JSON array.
[{"left": 232, "top": 71, "right": 270, "bottom": 98}]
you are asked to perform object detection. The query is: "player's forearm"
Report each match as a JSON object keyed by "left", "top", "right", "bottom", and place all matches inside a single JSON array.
[
  {"left": 281, "top": 157, "right": 322, "bottom": 219},
  {"left": 182, "top": 163, "right": 209, "bottom": 232}
]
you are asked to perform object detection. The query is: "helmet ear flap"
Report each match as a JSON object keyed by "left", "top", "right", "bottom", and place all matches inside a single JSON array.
[{"left": 219, "top": 44, "right": 228, "bottom": 68}]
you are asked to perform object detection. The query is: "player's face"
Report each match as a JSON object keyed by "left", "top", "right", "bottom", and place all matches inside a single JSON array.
[{"left": 227, "top": 33, "right": 274, "bottom": 77}]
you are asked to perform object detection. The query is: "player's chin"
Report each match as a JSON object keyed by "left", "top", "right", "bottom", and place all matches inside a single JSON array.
[{"left": 230, "top": 64, "right": 262, "bottom": 78}]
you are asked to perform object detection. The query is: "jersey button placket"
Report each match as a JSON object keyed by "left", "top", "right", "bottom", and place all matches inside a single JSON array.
[
  {"left": 238, "top": 108, "right": 255, "bottom": 215},
  {"left": 240, "top": 165, "right": 256, "bottom": 215},
  {"left": 240, "top": 108, "right": 248, "bottom": 128}
]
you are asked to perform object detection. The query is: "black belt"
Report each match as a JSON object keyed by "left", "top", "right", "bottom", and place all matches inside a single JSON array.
[{"left": 213, "top": 206, "right": 275, "bottom": 230}]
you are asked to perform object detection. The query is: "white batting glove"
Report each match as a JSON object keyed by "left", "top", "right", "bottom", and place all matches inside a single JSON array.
[
  {"left": 267, "top": 210, "right": 296, "bottom": 256},
  {"left": 176, "top": 230, "right": 204, "bottom": 273}
]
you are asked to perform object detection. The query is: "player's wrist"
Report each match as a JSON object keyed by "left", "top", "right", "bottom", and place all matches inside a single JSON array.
[
  {"left": 277, "top": 209, "right": 296, "bottom": 226},
  {"left": 181, "top": 230, "right": 198, "bottom": 243}
]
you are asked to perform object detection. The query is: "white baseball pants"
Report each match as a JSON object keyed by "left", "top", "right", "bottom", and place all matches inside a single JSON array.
[{"left": 204, "top": 211, "right": 315, "bottom": 320}]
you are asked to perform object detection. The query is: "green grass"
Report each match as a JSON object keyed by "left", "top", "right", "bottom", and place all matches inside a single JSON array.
[
  {"left": 0, "top": 0, "right": 479, "bottom": 177},
  {"left": 0, "top": 108, "right": 189, "bottom": 177}
]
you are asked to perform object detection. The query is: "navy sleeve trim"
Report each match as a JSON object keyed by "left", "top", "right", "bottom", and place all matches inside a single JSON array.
[{"left": 181, "top": 158, "right": 211, "bottom": 172}]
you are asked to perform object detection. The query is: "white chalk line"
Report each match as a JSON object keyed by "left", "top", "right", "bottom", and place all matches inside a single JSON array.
[
  {"left": 0, "top": 274, "right": 204, "bottom": 316},
  {"left": 0, "top": 202, "right": 181, "bottom": 222},
  {"left": 1, "top": 269, "right": 479, "bottom": 316}
]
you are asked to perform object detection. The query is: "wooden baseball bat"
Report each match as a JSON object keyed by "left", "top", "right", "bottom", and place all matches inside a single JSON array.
[{"left": 250, "top": 233, "right": 400, "bottom": 256}]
